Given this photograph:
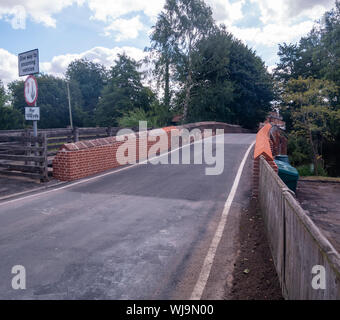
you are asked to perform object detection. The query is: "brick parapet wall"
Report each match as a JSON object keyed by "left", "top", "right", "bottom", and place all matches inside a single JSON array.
[
  {"left": 253, "top": 123, "right": 279, "bottom": 197},
  {"left": 53, "top": 122, "right": 243, "bottom": 182}
]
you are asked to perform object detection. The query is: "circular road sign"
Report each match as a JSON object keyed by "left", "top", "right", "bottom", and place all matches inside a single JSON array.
[{"left": 24, "top": 75, "right": 38, "bottom": 106}]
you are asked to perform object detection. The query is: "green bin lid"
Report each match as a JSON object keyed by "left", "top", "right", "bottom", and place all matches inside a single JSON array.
[
  {"left": 275, "top": 155, "right": 289, "bottom": 162},
  {"left": 274, "top": 160, "right": 299, "bottom": 177}
]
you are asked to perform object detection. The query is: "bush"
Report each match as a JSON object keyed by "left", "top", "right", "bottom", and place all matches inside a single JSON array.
[
  {"left": 297, "top": 164, "right": 328, "bottom": 177},
  {"left": 297, "top": 165, "right": 313, "bottom": 176}
]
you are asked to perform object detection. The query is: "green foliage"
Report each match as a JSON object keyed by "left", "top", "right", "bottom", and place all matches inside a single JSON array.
[
  {"left": 287, "top": 133, "right": 312, "bottom": 166},
  {"left": 283, "top": 77, "right": 337, "bottom": 175},
  {"left": 297, "top": 164, "right": 328, "bottom": 177},
  {"left": 0, "top": 106, "right": 24, "bottom": 130},
  {"left": 184, "top": 27, "right": 273, "bottom": 129},
  {"left": 296, "top": 165, "right": 314, "bottom": 177},
  {"left": 96, "top": 54, "right": 156, "bottom": 126},
  {"left": 0, "top": 80, "right": 6, "bottom": 108},
  {"left": 275, "top": 1, "right": 340, "bottom": 176},
  {"left": 118, "top": 101, "right": 173, "bottom": 128},
  {"left": 66, "top": 59, "right": 108, "bottom": 125},
  {"left": 149, "top": 0, "right": 217, "bottom": 121},
  {"left": 8, "top": 75, "right": 84, "bottom": 129}
]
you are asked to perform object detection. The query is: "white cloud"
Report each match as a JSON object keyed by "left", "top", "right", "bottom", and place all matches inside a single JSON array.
[
  {"left": 41, "top": 46, "right": 146, "bottom": 77},
  {"left": 229, "top": 20, "right": 314, "bottom": 46},
  {"left": 206, "top": 0, "right": 245, "bottom": 26},
  {"left": 250, "top": 0, "right": 334, "bottom": 24},
  {"left": 0, "top": 46, "right": 146, "bottom": 86},
  {"left": 103, "top": 15, "right": 145, "bottom": 41},
  {"left": 86, "top": 0, "right": 164, "bottom": 22},
  {"left": 0, "top": 49, "right": 19, "bottom": 86},
  {"left": 0, "top": 0, "right": 84, "bottom": 28}
]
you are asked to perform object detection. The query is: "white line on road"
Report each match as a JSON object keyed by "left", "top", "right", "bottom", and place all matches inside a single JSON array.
[{"left": 190, "top": 140, "right": 255, "bottom": 300}]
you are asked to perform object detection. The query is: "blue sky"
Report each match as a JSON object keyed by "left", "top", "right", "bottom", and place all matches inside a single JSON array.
[{"left": 0, "top": 0, "right": 335, "bottom": 86}]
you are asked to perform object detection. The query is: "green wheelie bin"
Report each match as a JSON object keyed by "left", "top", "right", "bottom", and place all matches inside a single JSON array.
[
  {"left": 275, "top": 155, "right": 290, "bottom": 164},
  {"left": 274, "top": 160, "right": 299, "bottom": 193}
]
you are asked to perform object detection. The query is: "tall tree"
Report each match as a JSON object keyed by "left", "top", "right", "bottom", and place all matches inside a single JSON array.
[
  {"left": 185, "top": 26, "right": 274, "bottom": 129},
  {"left": 148, "top": 12, "right": 176, "bottom": 109},
  {"left": 282, "top": 77, "right": 338, "bottom": 174},
  {"left": 150, "top": 0, "right": 216, "bottom": 122},
  {"left": 96, "top": 54, "right": 156, "bottom": 126},
  {"left": 66, "top": 59, "right": 108, "bottom": 125}
]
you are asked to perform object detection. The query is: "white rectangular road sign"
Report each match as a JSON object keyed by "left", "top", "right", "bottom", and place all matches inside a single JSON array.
[
  {"left": 25, "top": 107, "right": 40, "bottom": 121},
  {"left": 18, "top": 49, "right": 39, "bottom": 77}
]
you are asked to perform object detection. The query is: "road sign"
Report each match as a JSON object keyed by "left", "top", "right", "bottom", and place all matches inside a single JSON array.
[
  {"left": 25, "top": 107, "right": 40, "bottom": 121},
  {"left": 24, "top": 75, "right": 38, "bottom": 106},
  {"left": 18, "top": 49, "right": 39, "bottom": 77}
]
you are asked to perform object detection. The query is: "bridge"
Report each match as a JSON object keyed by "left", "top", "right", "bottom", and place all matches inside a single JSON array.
[{"left": 0, "top": 122, "right": 339, "bottom": 299}]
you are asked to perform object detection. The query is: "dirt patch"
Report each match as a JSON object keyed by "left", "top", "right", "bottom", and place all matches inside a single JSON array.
[
  {"left": 296, "top": 180, "right": 340, "bottom": 253},
  {"left": 228, "top": 198, "right": 283, "bottom": 300}
]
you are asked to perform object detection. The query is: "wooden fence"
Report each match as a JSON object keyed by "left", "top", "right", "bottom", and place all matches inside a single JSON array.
[
  {"left": 258, "top": 156, "right": 340, "bottom": 299},
  {"left": 0, "top": 133, "right": 48, "bottom": 181},
  {"left": 0, "top": 127, "right": 126, "bottom": 181}
]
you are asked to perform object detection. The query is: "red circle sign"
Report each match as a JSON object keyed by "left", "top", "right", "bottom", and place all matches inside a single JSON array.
[{"left": 24, "top": 75, "right": 38, "bottom": 106}]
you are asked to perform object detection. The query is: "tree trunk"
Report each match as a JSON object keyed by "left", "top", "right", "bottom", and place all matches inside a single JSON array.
[
  {"left": 309, "top": 128, "right": 319, "bottom": 175},
  {"left": 164, "top": 59, "right": 170, "bottom": 109},
  {"left": 183, "top": 41, "right": 193, "bottom": 123}
]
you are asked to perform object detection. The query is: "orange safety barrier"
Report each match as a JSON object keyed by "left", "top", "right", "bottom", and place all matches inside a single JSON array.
[
  {"left": 253, "top": 123, "right": 278, "bottom": 196},
  {"left": 254, "top": 123, "right": 274, "bottom": 161}
]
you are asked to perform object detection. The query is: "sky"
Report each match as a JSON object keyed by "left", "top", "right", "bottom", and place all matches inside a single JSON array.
[{"left": 0, "top": 0, "right": 336, "bottom": 86}]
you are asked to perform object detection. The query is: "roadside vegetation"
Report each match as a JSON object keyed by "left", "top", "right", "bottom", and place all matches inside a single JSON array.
[{"left": 274, "top": 1, "right": 340, "bottom": 177}]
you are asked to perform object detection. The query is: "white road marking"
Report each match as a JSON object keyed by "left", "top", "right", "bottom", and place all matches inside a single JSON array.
[
  {"left": 0, "top": 134, "right": 242, "bottom": 207},
  {"left": 190, "top": 140, "right": 255, "bottom": 300}
]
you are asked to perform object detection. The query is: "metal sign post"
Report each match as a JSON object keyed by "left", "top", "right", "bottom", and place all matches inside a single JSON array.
[
  {"left": 24, "top": 75, "right": 39, "bottom": 138},
  {"left": 19, "top": 49, "right": 40, "bottom": 138}
]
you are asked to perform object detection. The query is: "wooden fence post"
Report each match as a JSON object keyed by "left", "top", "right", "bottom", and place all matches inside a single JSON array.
[
  {"left": 107, "top": 127, "right": 113, "bottom": 137},
  {"left": 41, "top": 133, "right": 49, "bottom": 182},
  {"left": 24, "top": 128, "right": 30, "bottom": 165},
  {"left": 73, "top": 127, "right": 79, "bottom": 142}
]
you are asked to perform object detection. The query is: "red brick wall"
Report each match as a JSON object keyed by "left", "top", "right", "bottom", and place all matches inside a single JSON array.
[
  {"left": 53, "top": 130, "right": 175, "bottom": 181},
  {"left": 53, "top": 122, "right": 248, "bottom": 182}
]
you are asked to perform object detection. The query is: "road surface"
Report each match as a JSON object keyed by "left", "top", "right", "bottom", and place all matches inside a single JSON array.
[{"left": 0, "top": 133, "right": 255, "bottom": 299}]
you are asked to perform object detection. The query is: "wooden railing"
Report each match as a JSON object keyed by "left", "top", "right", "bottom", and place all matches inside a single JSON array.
[
  {"left": 0, "top": 133, "right": 48, "bottom": 181},
  {"left": 0, "top": 127, "right": 134, "bottom": 181}
]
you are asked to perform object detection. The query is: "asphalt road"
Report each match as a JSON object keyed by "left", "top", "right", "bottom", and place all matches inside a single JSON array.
[{"left": 0, "top": 133, "right": 255, "bottom": 299}]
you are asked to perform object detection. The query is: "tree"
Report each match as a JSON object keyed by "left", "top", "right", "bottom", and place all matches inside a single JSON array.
[
  {"left": 148, "top": 11, "right": 177, "bottom": 109},
  {"left": 117, "top": 101, "right": 172, "bottom": 128},
  {"left": 183, "top": 26, "right": 273, "bottom": 129},
  {"left": 96, "top": 53, "right": 156, "bottom": 126},
  {"left": 274, "top": 2, "right": 340, "bottom": 176},
  {"left": 274, "top": 1, "right": 340, "bottom": 108},
  {"left": 8, "top": 75, "right": 84, "bottom": 129},
  {"left": 66, "top": 59, "right": 108, "bottom": 125},
  {"left": 150, "top": 0, "right": 216, "bottom": 122},
  {"left": 0, "top": 80, "right": 6, "bottom": 108},
  {"left": 186, "top": 27, "right": 234, "bottom": 123},
  {"left": 0, "top": 80, "right": 24, "bottom": 130},
  {"left": 282, "top": 77, "right": 338, "bottom": 174}
]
